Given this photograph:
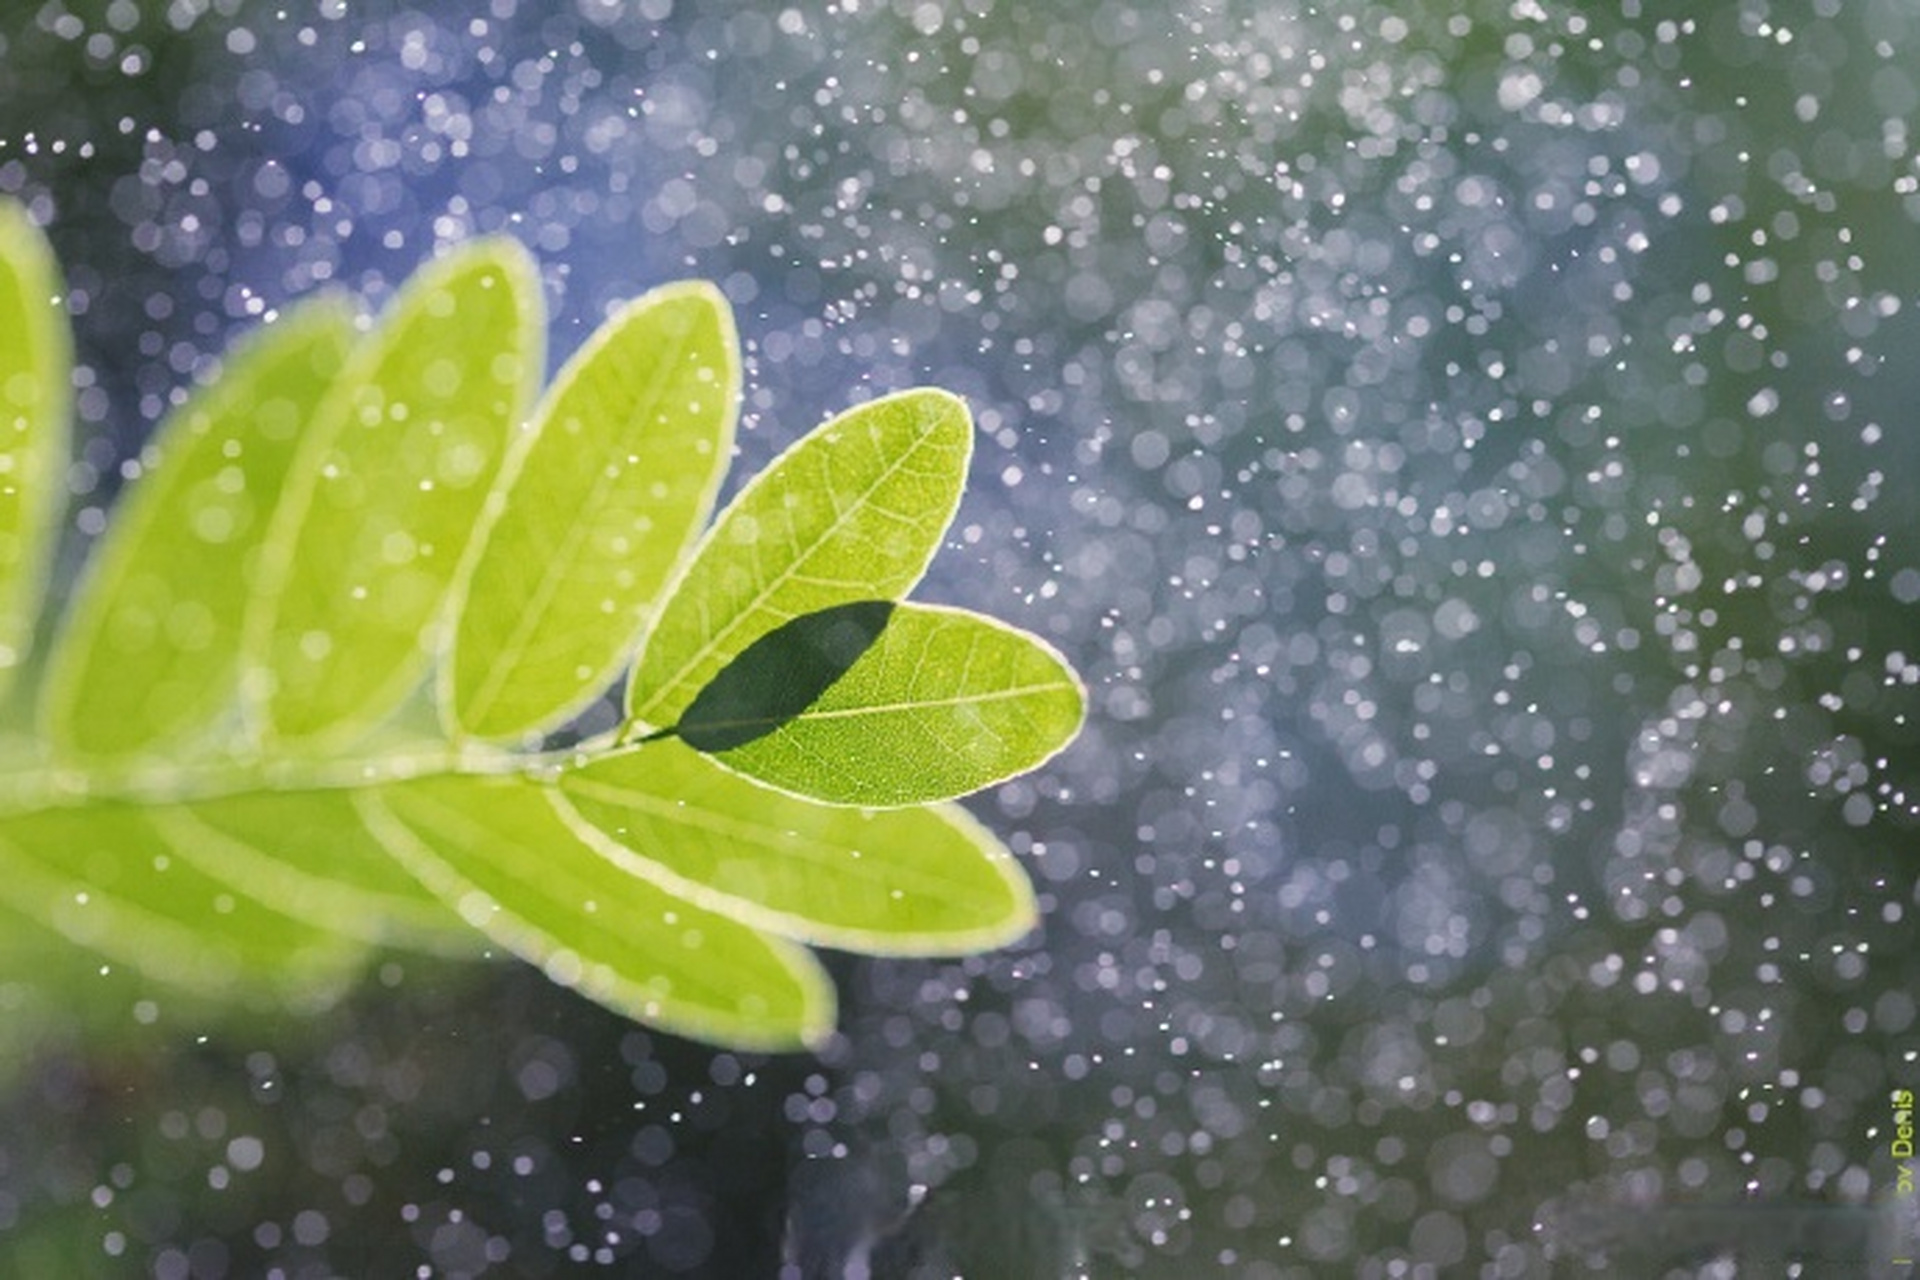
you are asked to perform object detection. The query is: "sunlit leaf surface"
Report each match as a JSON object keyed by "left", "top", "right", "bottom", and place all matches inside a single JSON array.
[
  {"left": 248, "top": 237, "right": 542, "bottom": 751},
  {"left": 449, "top": 281, "right": 738, "bottom": 740},
  {"left": 692, "top": 603, "right": 1084, "bottom": 806},
  {"left": 160, "top": 789, "right": 478, "bottom": 956},
  {"left": 0, "top": 230, "right": 1077, "bottom": 1056},
  {"left": 673, "top": 599, "right": 895, "bottom": 751},
  {"left": 42, "top": 295, "right": 354, "bottom": 761},
  {"left": 626, "top": 388, "right": 971, "bottom": 733},
  {"left": 362, "top": 772, "right": 835, "bottom": 1050},
  {"left": 0, "top": 201, "right": 68, "bottom": 704},
  {"left": 557, "top": 737, "right": 1037, "bottom": 953},
  {"left": 0, "top": 803, "right": 363, "bottom": 1002}
]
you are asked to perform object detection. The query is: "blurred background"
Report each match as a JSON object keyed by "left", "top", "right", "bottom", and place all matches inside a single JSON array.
[{"left": 2, "top": 0, "right": 1918, "bottom": 1274}]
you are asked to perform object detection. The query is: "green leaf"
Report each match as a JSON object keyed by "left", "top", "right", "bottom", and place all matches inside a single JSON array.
[
  {"left": 673, "top": 599, "right": 894, "bottom": 751},
  {"left": 157, "top": 789, "right": 479, "bottom": 956},
  {"left": 41, "top": 295, "right": 355, "bottom": 761},
  {"left": 624, "top": 388, "right": 972, "bottom": 734},
  {"left": 246, "top": 237, "right": 543, "bottom": 752},
  {"left": 555, "top": 737, "right": 1037, "bottom": 954},
  {"left": 0, "top": 200, "right": 70, "bottom": 703},
  {"left": 446, "top": 281, "right": 738, "bottom": 741},
  {"left": 0, "top": 802, "right": 365, "bottom": 1004},
  {"left": 688, "top": 602, "right": 1085, "bottom": 806},
  {"left": 0, "top": 228, "right": 1068, "bottom": 1055},
  {"left": 360, "top": 772, "right": 834, "bottom": 1050}
]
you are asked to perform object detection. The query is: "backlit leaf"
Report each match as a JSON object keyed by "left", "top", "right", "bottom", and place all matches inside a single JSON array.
[
  {"left": 158, "top": 788, "right": 478, "bottom": 956},
  {"left": 42, "top": 295, "right": 354, "bottom": 761},
  {"left": 0, "top": 802, "right": 364, "bottom": 1004},
  {"left": 555, "top": 737, "right": 1037, "bottom": 954},
  {"left": 0, "top": 200, "right": 69, "bottom": 703},
  {"left": 0, "top": 230, "right": 1078, "bottom": 1055},
  {"left": 694, "top": 602, "right": 1085, "bottom": 806},
  {"left": 447, "top": 281, "right": 738, "bottom": 740},
  {"left": 624, "top": 388, "right": 971, "bottom": 734},
  {"left": 247, "top": 237, "right": 543, "bottom": 752},
  {"left": 361, "top": 772, "right": 834, "bottom": 1050},
  {"left": 673, "top": 599, "right": 894, "bottom": 751}
]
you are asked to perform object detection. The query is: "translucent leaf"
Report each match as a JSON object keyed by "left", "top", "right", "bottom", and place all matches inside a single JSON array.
[
  {"left": 447, "top": 281, "right": 738, "bottom": 741},
  {"left": 625, "top": 388, "right": 971, "bottom": 734},
  {"left": 673, "top": 599, "right": 894, "bottom": 751},
  {"left": 158, "top": 789, "right": 478, "bottom": 957},
  {"left": 555, "top": 737, "right": 1037, "bottom": 954},
  {"left": 0, "top": 803, "right": 364, "bottom": 1004},
  {"left": 0, "top": 200, "right": 70, "bottom": 702},
  {"left": 41, "top": 295, "right": 354, "bottom": 761},
  {"left": 0, "top": 230, "right": 1059, "bottom": 1054},
  {"left": 247, "top": 237, "right": 543, "bottom": 751},
  {"left": 687, "top": 603, "right": 1085, "bottom": 806},
  {"left": 360, "top": 772, "right": 834, "bottom": 1050}
]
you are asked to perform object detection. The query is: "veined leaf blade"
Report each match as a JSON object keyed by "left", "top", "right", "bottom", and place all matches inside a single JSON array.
[
  {"left": 41, "top": 295, "right": 355, "bottom": 761},
  {"left": 624, "top": 388, "right": 971, "bottom": 734},
  {"left": 0, "top": 200, "right": 70, "bottom": 702},
  {"left": 158, "top": 789, "right": 479, "bottom": 957},
  {"left": 448, "top": 281, "right": 739, "bottom": 740},
  {"left": 0, "top": 803, "right": 365, "bottom": 1003},
  {"left": 669, "top": 599, "right": 892, "bottom": 750},
  {"left": 690, "top": 602, "right": 1085, "bottom": 806},
  {"left": 360, "top": 772, "right": 834, "bottom": 1051},
  {"left": 247, "top": 237, "right": 543, "bottom": 751},
  {"left": 556, "top": 738, "right": 1038, "bottom": 954}
]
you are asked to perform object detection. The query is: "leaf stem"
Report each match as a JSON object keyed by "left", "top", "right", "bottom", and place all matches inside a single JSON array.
[{"left": 0, "top": 742, "right": 564, "bottom": 818}]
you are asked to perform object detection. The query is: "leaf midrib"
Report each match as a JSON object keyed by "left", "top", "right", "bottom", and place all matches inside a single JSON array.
[
  {"left": 684, "top": 679, "right": 1076, "bottom": 737},
  {"left": 459, "top": 320, "right": 699, "bottom": 729},
  {"left": 560, "top": 772, "right": 1002, "bottom": 900}
]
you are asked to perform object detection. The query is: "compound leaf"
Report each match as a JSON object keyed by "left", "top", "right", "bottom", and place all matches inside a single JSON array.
[
  {"left": 555, "top": 737, "right": 1037, "bottom": 954},
  {"left": 0, "top": 230, "right": 1078, "bottom": 1056},
  {"left": 361, "top": 771, "right": 834, "bottom": 1050},
  {"left": 0, "top": 200, "right": 69, "bottom": 703},
  {"left": 42, "top": 294, "right": 354, "bottom": 761},
  {"left": 447, "top": 281, "right": 738, "bottom": 741},
  {"left": 247, "top": 237, "right": 542, "bottom": 752},
  {"left": 624, "top": 388, "right": 971, "bottom": 734}
]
